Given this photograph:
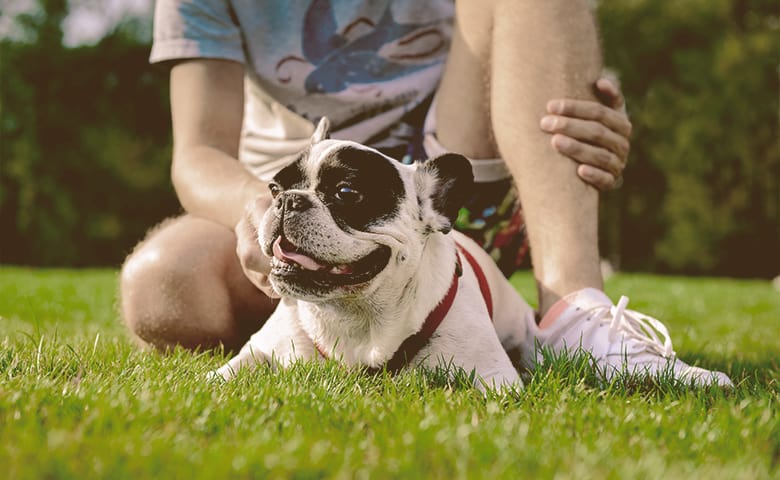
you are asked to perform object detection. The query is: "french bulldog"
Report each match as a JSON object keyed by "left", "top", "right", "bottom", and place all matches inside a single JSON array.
[{"left": 212, "top": 118, "right": 536, "bottom": 390}]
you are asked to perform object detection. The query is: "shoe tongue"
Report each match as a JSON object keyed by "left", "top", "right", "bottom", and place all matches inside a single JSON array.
[{"left": 539, "top": 288, "right": 612, "bottom": 329}]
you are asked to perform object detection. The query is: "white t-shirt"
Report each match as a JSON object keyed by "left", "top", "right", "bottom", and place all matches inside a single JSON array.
[{"left": 151, "top": 0, "right": 454, "bottom": 179}]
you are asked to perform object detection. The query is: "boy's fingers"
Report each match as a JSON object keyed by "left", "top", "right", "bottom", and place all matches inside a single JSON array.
[
  {"left": 577, "top": 164, "right": 618, "bottom": 192},
  {"left": 545, "top": 100, "right": 632, "bottom": 138},
  {"left": 542, "top": 116, "right": 630, "bottom": 162},
  {"left": 551, "top": 134, "right": 624, "bottom": 179},
  {"left": 595, "top": 77, "right": 626, "bottom": 110}
]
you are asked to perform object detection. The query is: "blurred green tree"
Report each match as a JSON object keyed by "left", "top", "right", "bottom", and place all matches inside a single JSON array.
[
  {"left": 598, "top": 0, "right": 779, "bottom": 277},
  {"left": 1, "top": 0, "right": 178, "bottom": 266},
  {"left": 1, "top": 0, "right": 777, "bottom": 277}
]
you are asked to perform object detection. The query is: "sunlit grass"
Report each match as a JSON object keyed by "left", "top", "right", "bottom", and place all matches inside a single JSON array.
[{"left": 1, "top": 266, "right": 778, "bottom": 479}]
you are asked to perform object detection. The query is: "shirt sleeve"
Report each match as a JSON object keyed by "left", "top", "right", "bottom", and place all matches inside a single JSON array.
[{"left": 149, "top": 0, "right": 246, "bottom": 64}]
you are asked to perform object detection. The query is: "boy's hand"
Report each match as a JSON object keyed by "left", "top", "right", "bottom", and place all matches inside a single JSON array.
[
  {"left": 235, "top": 195, "right": 279, "bottom": 298},
  {"left": 541, "top": 77, "right": 632, "bottom": 191}
]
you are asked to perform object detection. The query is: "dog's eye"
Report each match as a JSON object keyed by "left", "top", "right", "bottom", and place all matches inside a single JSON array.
[
  {"left": 269, "top": 183, "right": 281, "bottom": 198},
  {"left": 335, "top": 186, "right": 363, "bottom": 203}
]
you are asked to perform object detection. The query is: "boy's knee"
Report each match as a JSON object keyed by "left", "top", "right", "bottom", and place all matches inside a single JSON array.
[
  {"left": 119, "top": 243, "right": 235, "bottom": 352},
  {"left": 121, "top": 245, "right": 183, "bottom": 349}
]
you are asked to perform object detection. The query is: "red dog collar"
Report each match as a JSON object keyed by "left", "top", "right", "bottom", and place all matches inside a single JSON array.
[{"left": 315, "top": 242, "right": 493, "bottom": 374}]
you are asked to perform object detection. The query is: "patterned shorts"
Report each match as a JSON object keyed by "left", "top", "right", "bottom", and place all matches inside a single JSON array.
[{"left": 454, "top": 178, "right": 529, "bottom": 278}]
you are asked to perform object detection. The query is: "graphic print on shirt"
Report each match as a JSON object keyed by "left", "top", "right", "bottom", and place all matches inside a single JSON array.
[{"left": 275, "top": 0, "right": 448, "bottom": 96}]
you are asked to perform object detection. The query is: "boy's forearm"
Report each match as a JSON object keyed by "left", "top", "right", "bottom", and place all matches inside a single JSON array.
[
  {"left": 172, "top": 145, "right": 267, "bottom": 230},
  {"left": 169, "top": 59, "right": 266, "bottom": 230}
]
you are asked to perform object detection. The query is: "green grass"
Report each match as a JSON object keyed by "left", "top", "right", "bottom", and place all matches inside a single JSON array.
[{"left": 1, "top": 266, "right": 778, "bottom": 479}]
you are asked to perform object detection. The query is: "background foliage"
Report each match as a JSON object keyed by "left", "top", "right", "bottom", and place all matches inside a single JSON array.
[
  {"left": 598, "top": 0, "right": 779, "bottom": 277},
  {"left": 1, "top": 0, "right": 177, "bottom": 267},
  {"left": 1, "top": 0, "right": 778, "bottom": 276}
]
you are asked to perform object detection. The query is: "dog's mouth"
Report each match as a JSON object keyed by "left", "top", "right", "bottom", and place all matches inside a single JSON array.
[{"left": 270, "top": 236, "right": 391, "bottom": 290}]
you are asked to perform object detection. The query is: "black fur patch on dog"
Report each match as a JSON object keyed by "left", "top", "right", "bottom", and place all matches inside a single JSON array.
[{"left": 316, "top": 146, "right": 405, "bottom": 232}]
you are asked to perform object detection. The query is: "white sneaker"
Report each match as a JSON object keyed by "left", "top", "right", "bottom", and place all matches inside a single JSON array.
[{"left": 527, "top": 288, "right": 733, "bottom": 387}]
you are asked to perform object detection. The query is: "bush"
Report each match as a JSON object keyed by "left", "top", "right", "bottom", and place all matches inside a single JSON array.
[
  {"left": 1, "top": 0, "right": 778, "bottom": 276},
  {"left": 1, "top": 9, "right": 178, "bottom": 266},
  {"left": 598, "top": 0, "right": 780, "bottom": 277}
]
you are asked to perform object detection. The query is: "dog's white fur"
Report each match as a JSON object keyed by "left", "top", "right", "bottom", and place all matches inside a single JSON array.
[{"left": 212, "top": 122, "right": 536, "bottom": 390}]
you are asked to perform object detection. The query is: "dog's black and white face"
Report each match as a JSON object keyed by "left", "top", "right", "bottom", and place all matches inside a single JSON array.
[{"left": 259, "top": 118, "right": 473, "bottom": 301}]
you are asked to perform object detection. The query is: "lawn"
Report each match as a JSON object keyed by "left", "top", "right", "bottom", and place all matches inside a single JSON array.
[{"left": 1, "top": 266, "right": 778, "bottom": 479}]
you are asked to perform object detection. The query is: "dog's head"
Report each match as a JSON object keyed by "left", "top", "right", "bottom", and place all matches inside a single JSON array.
[{"left": 260, "top": 118, "right": 473, "bottom": 301}]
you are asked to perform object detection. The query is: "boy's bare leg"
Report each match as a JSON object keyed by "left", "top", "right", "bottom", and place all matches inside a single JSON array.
[
  {"left": 120, "top": 215, "right": 276, "bottom": 352},
  {"left": 436, "top": 0, "right": 603, "bottom": 315}
]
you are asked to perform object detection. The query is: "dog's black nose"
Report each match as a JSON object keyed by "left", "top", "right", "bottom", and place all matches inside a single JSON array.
[{"left": 281, "top": 192, "right": 312, "bottom": 212}]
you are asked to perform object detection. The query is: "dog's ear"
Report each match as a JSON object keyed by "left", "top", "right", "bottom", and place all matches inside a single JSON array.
[
  {"left": 417, "top": 153, "right": 474, "bottom": 234},
  {"left": 311, "top": 117, "right": 331, "bottom": 143}
]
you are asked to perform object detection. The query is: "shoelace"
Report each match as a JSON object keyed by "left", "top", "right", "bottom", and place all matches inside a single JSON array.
[{"left": 600, "top": 296, "right": 675, "bottom": 358}]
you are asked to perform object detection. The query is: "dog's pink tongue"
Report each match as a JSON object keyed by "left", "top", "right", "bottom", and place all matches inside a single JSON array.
[{"left": 272, "top": 236, "right": 327, "bottom": 271}]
